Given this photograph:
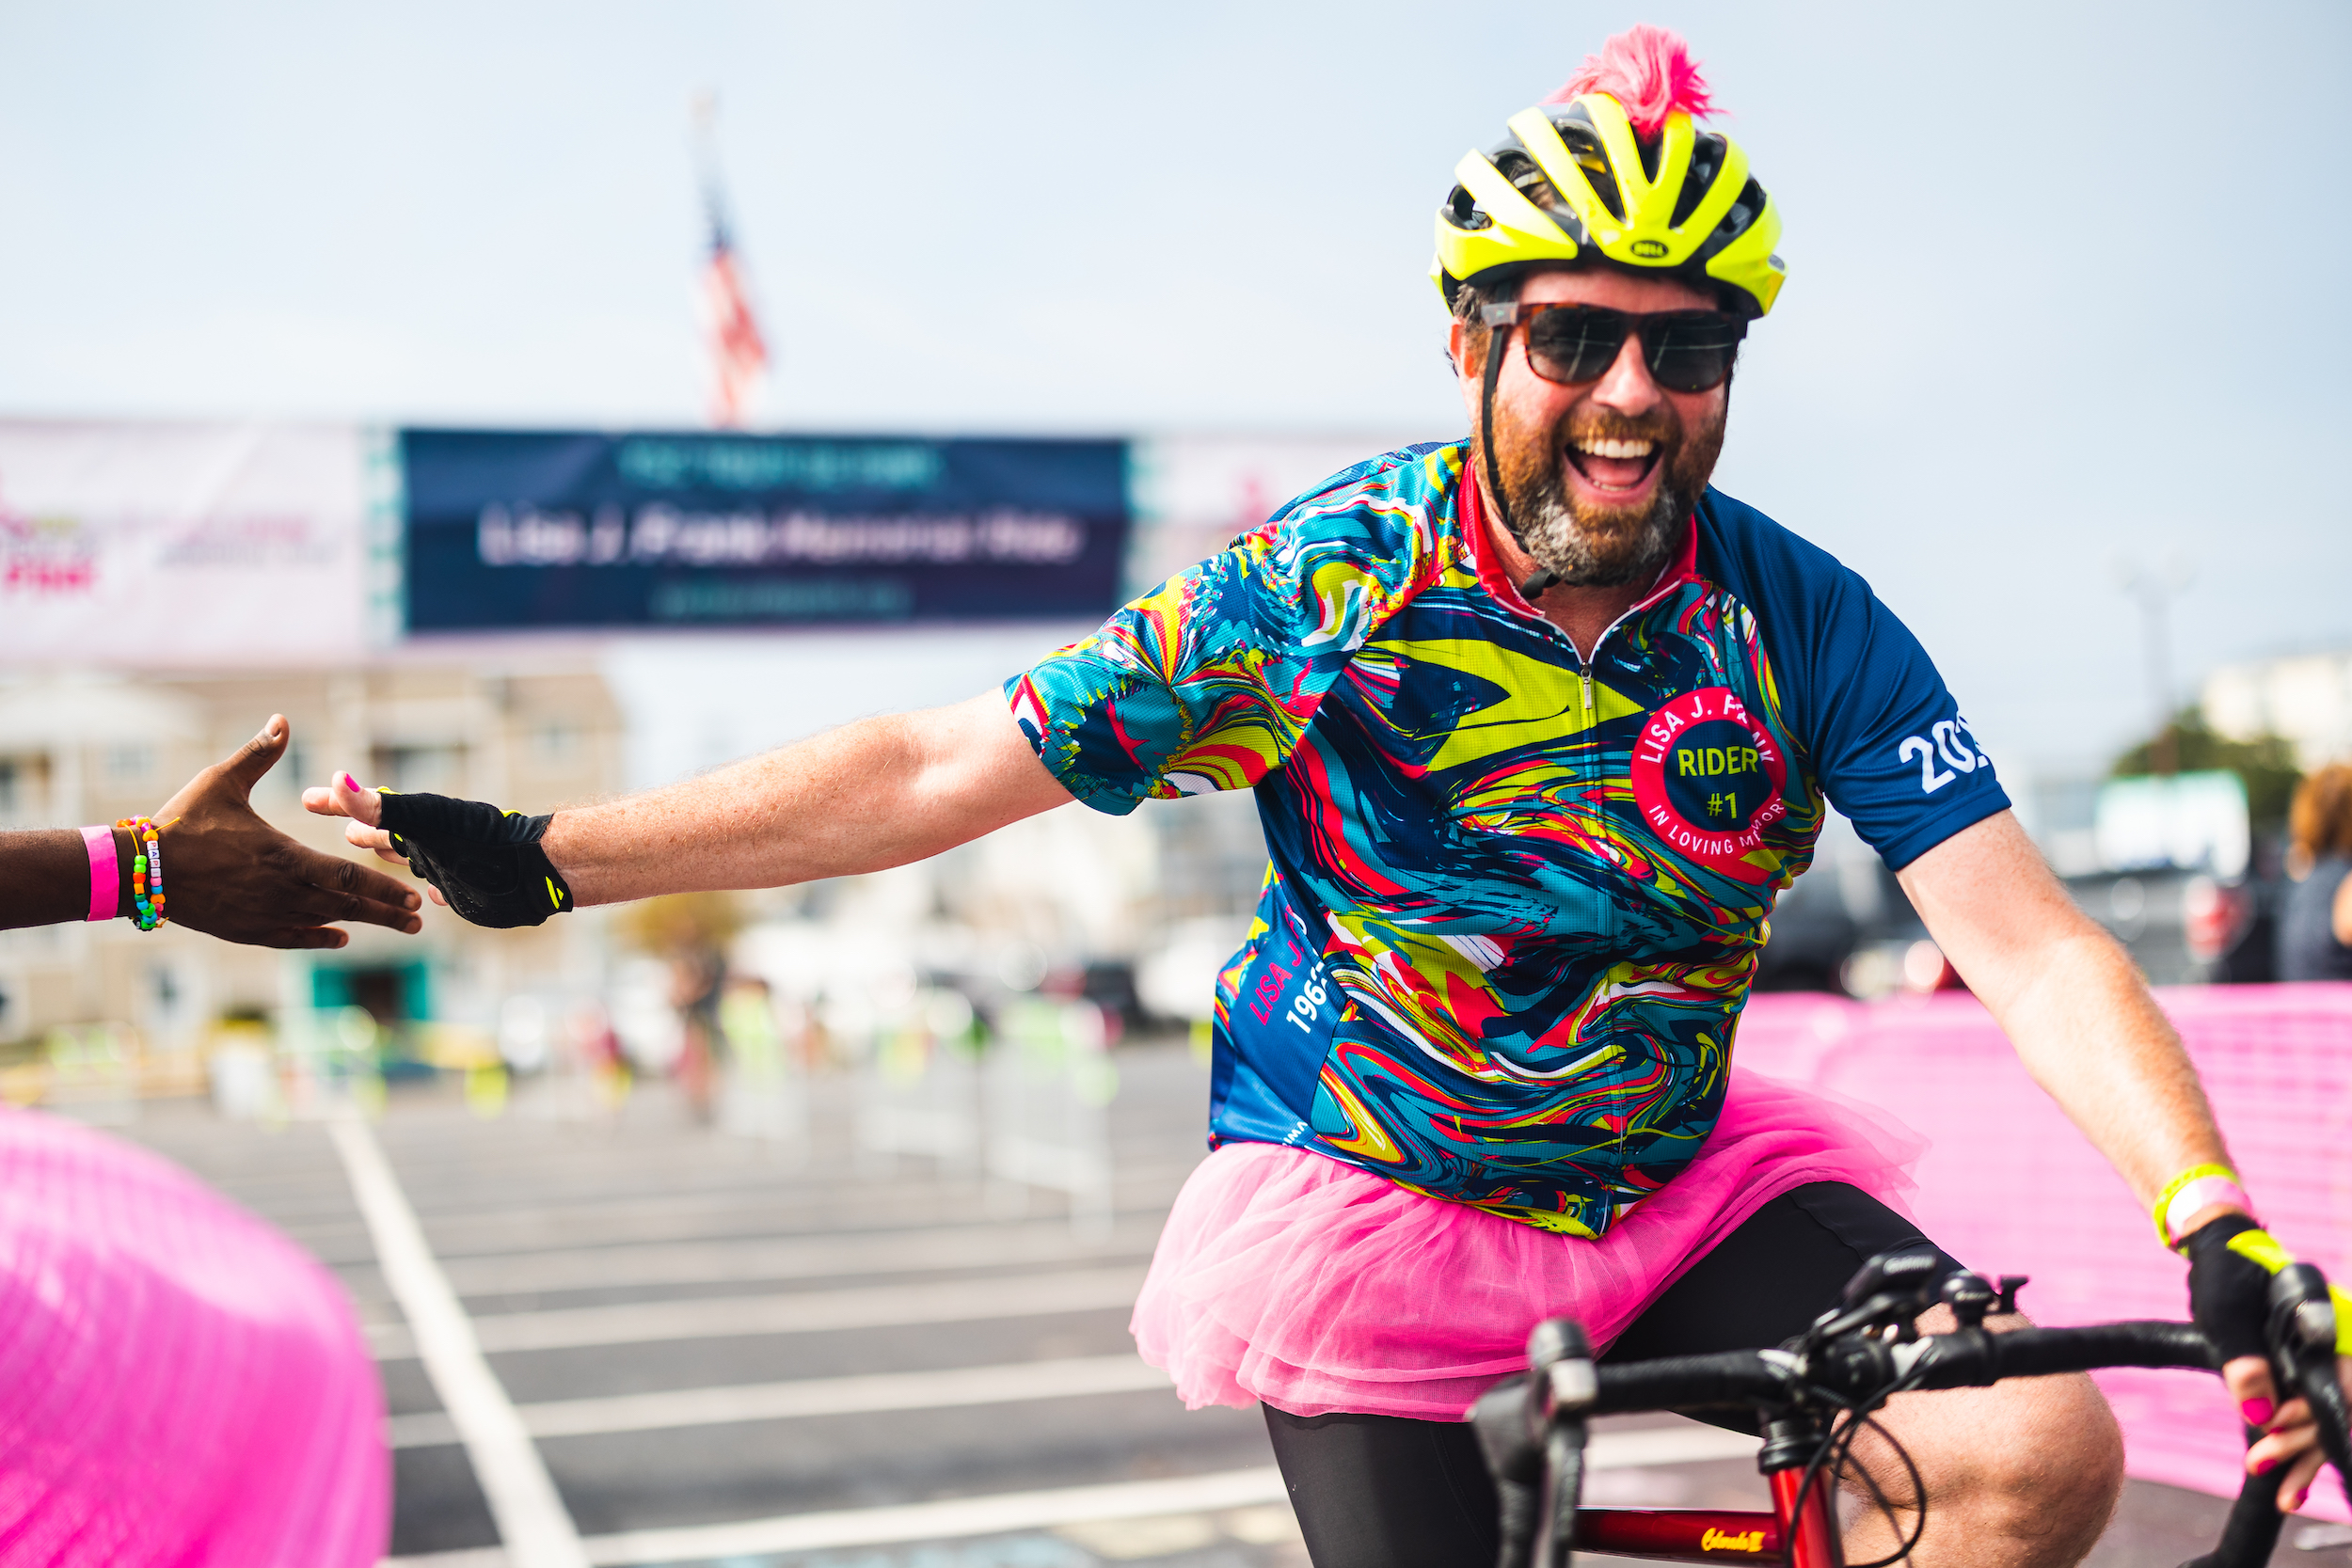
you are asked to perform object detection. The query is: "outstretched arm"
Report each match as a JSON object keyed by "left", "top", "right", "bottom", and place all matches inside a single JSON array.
[{"left": 307, "top": 690, "right": 1073, "bottom": 908}]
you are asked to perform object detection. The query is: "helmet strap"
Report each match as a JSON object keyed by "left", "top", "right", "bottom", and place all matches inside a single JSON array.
[{"left": 1478, "top": 323, "right": 1560, "bottom": 601}]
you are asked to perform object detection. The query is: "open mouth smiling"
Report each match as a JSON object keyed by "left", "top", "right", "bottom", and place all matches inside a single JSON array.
[{"left": 1565, "top": 434, "right": 1661, "bottom": 495}]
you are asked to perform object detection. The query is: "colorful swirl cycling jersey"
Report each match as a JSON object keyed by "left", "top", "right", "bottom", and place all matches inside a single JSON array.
[{"left": 1007, "top": 442, "right": 2009, "bottom": 1235}]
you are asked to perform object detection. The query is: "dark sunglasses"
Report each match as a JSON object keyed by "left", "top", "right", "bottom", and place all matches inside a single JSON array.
[{"left": 1480, "top": 301, "right": 1747, "bottom": 393}]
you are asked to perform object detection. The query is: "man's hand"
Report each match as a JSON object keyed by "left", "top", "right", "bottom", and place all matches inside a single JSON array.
[
  {"left": 155, "top": 717, "right": 423, "bottom": 948},
  {"left": 305, "top": 772, "right": 411, "bottom": 872},
  {"left": 301, "top": 774, "right": 570, "bottom": 928},
  {"left": 2182, "top": 1214, "right": 2352, "bottom": 1513}
]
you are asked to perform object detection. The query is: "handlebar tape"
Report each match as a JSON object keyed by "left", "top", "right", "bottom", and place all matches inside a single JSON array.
[
  {"left": 1902, "top": 1323, "right": 2218, "bottom": 1388},
  {"left": 1593, "top": 1354, "right": 1792, "bottom": 1413},
  {"left": 1585, "top": 1323, "right": 2219, "bottom": 1415}
]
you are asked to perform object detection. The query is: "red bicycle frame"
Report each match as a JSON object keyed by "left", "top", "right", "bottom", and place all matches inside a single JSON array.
[{"left": 1568, "top": 1461, "right": 1841, "bottom": 1565}]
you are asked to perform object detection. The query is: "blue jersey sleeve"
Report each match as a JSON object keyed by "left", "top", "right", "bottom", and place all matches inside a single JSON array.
[{"left": 1693, "top": 489, "right": 2010, "bottom": 870}]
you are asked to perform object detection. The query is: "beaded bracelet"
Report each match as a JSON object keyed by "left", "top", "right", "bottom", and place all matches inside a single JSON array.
[{"left": 116, "top": 816, "right": 167, "bottom": 931}]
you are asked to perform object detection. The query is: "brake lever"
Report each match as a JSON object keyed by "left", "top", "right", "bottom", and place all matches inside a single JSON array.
[
  {"left": 1472, "top": 1381, "right": 1540, "bottom": 1568},
  {"left": 1527, "top": 1320, "right": 1594, "bottom": 1568},
  {"left": 1473, "top": 1319, "right": 1597, "bottom": 1568},
  {"left": 2175, "top": 1460, "right": 2286, "bottom": 1568},
  {"left": 1537, "top": 1418, "right": 1586, "bottom": 1568},
  {"left": 2269, "top": 1264, "right": 2352, "bottom": 1505},
  {"left": 2180, "top": 1270, "right": 2348, "bottom": 1568}
]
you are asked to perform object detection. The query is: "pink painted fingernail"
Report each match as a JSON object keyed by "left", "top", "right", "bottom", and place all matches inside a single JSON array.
[
  {"left": 2253, "top": 1454, "right": 2278, "bottom": 1474},
  {"left": 2289, "top": 1488, "right": 2308, "bottom": 1512},
  {"left": 340, "top": 772, "right": 359, "bottom": 793},
  {"left": 2242, "top": 1398, "right": 2274, "bottom": 1426}
]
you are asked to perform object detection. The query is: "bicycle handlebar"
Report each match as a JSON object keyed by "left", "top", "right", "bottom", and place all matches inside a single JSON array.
[
  {"left": 1476, "top": 1259, "right": 2352, "bottom": 1568},
  {"left": 1583, "top": 1319, "right": 2220, "bottom": 1417}
]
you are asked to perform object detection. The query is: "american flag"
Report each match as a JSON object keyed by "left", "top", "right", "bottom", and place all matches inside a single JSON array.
[
  {"left": 692, "top": 95, "right": 768, "bottom": 428},
  {"left": 701, "top": 214, "right": 768, "bottom": 429}
]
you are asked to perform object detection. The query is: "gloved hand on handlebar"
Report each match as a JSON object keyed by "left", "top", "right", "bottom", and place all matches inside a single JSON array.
[
  {"left": 2181, "top": 1211, "right": 2352, "bottom": 1513},
  {"left": 301, "top": 773, "right": 574, "bottom": 929}
]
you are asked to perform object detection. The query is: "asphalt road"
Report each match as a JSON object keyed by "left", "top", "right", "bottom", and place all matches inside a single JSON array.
[{"left": 121, "top": 1041, "right": 2300, "bottom": 1568}]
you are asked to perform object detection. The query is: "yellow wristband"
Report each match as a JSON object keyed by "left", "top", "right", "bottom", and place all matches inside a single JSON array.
[{"left": 2153, "top": 1163, "right": 2244, "bottom": 1249}]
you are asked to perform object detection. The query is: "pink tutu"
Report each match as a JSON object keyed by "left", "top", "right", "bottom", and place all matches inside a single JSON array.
[
  {"left": 0, "top": 1107, "right": 387, "bottom": 1565},
  {"left": 1131, "top": 1066, "right": 1923, "bottom": 1419}
]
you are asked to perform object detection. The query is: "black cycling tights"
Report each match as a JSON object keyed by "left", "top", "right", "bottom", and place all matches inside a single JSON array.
[{"left": 1260, "top": 1181, "right": 1963, "bottom": 1568}]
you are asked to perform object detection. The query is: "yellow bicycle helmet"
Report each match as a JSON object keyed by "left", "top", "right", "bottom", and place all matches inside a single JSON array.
[
  {"left": 1437, "top": 28, "right": 1785, "bottom": 600},
  {"left": 1432, "top": 26, "right": 1785, "bottom": 319}
]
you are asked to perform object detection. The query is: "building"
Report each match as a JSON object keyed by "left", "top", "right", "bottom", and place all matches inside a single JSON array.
[
  {"left": 2203, "top": 650, "right": 2352, "bottom": 771},
  {"left": 0, "top": 663, "right": 625, "bottom": 1084}
]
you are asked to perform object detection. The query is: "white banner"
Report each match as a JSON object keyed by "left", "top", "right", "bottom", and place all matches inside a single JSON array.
[{"left": 0, "top": 421, "right": 389, "bottom": 667}]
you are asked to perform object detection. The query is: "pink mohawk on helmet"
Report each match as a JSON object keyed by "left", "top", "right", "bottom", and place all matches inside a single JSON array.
[{"left": 1545, "top": 24, "right": 1717, "bottom": 139}]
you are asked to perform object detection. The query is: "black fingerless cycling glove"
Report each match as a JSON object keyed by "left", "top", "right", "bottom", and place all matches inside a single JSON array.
[
  {"left": 376, "top": 790, "right": 573, "bottom": 929},
  {"left": 2184, "top": 1212, "right": 2352, "bottom": 1371},
  {"left": 2184, "top": 1212, "right": 2275, "bottom": 1367}
]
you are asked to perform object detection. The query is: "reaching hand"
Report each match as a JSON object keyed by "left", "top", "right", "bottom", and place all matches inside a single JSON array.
[
  {"left": 303, "top": 774, "right": 573, "bottom": 929},
  {"left": 154, "top": 717, "right": 423, "bottom": 948}
]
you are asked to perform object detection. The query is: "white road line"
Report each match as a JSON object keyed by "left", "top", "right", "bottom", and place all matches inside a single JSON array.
[
  {"left": 328, "top": 1118, "right": 590, "bottom": 1568},
  {"left": 326, "top": 1160, "right": 1202, "bottom": 1259},
  {"left": 388, "top": 1354, "right": 1174, "bottom": 1448},
  {"left": 434, "top": 1215, "right": 1162, "bottom": 1298},
  {"left": 1587, "top": 1424, "right": 1762, "bottom": 1466},
  {"left": 380, "top": 1423, "right": 1759, "bottom": 1567},
  {"left": 588, "top": 1466, "right": 1287, "bottom": 1565},
  {"left": 369, "top": 1264, "right": 1149, "bottom": 1360}
]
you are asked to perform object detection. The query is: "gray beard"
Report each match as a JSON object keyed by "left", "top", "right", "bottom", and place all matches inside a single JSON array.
[{"left": 1510, "top": 470, "right": 1686, "bottom": 590}]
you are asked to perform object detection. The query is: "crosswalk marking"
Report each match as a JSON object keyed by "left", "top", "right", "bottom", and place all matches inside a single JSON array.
[
  {"left": 381, "top": 1427, "right": 1763, "bottom": 1567},
  {"left": 368, "top": 1264, "right": 1152, "bottom": 1359},
  {"left": 312, "top": 1159, "right": 1203, "bottom": 1263},
  {"left": 576, "top": 1466, "right": 1288, "bottom": 1566},
  {"left": 386, "top": 1353, "right": 1174, "bottom": 1449},
  {"left": 431, "top": 1215, "right": 1162, "bottom": 1298},
  {"left": 1580, "top": 1424, "right": 1763, "bottom": 1466},
  {"left": 329, "top": 1119, "right": 589, "bottom": 1568}
]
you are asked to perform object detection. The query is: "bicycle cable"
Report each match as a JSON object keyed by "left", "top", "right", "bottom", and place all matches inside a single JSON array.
[
  {"left": 1777, "top": 1353, "right": 1934, "bottom": 1566},
  {"left": 1826, "top": 1408, "right": 1929, "bottom": 1568}
]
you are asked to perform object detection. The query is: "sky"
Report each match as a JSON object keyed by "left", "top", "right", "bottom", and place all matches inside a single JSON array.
[{"left": 3, "top": 1, "right": 2349, "bottom": 781}]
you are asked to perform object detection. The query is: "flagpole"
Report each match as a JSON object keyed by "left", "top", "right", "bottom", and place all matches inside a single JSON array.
[
  {"left": 691, "top": 91, "right": 770, "bottom": 429},
  {"left": 690, "top": 90, "right": 728, "bottom": 248}
]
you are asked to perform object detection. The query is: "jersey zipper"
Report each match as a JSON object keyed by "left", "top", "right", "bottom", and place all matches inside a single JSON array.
[
  {"left": 1573, "top": 602, "right": 1643, "bottom": 729},
  {"left": 1574, "top": 605, "right": 1645, "bottom": 945}
]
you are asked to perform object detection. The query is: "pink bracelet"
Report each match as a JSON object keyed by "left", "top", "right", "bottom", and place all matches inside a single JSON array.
[
  {"left": 2163, "top": 1175, "right": 2253, "bottom": 1248},
  {"left": 81, "top": 825, "right": 119, "bottom": 923}
]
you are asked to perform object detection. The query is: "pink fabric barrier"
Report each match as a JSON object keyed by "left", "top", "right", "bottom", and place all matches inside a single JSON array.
[
  {"left": 1737, "top": 984, "right": 2352, "bottom": 1521},
  {"left": 0, "top": 1107, "right": 389, "bottom": 1565}
]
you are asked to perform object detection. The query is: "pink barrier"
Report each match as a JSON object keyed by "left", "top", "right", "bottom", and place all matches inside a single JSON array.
[
  {"left": 1738, "top": 985, "right": 2352, "bottom": 1522},
  {"left": 0, "top": 1107, "right": 389, "bottom": 1565}
]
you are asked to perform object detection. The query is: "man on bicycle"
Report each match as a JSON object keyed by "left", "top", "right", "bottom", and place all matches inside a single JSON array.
[{"left": 311, "top": 25, "right": 2345, "bottom": 1565}]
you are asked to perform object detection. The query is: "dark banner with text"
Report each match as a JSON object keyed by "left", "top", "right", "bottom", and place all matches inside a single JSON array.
[{"left": 401, "top": 429, "right": 1130, "bottom": 630}]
